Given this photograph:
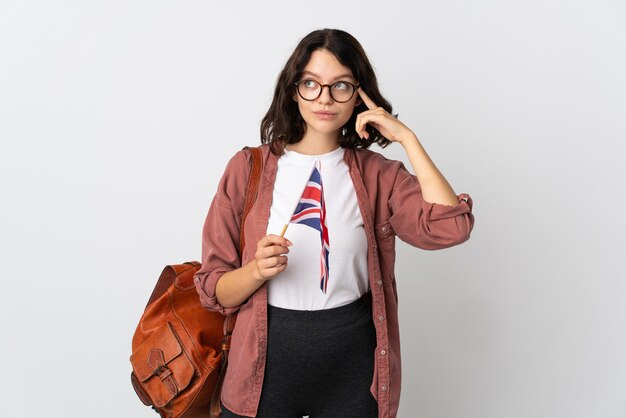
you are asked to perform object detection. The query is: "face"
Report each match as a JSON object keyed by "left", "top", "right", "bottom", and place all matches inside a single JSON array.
[{"left": 293, "top": 49, "right": 362, "bottom": 140}]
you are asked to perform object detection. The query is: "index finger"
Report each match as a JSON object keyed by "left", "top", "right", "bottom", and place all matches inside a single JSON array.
[
  {"left": 265, "top": 234, "right": 293, "bottom": 247},
  {"left": 357, "top": 86, "right": 378, "bottom": 110}
]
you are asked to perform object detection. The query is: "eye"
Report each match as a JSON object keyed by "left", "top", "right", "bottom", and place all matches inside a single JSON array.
[
  {"left": 332, "top": 81, "right": 350, "bottom": 91},
  {"left": 302, "top": 79, "right": 319, "bottom": 89}
]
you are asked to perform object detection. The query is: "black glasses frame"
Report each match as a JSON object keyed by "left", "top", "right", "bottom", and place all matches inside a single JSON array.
[{"left": 294, "top": 79, "right": 360, "bottom": 103}]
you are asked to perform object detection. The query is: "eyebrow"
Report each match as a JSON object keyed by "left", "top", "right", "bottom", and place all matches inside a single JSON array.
[{"left": 301, "top": 70, "right": 355, "bottom": 82}]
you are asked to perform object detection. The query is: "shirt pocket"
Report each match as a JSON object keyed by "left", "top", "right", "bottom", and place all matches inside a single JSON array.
[
  {"left": 375, "top": 220, "right": 394, "bottom": 239},
  {"left": 374, "top": 221, "right": 396, "bottom": 286}
]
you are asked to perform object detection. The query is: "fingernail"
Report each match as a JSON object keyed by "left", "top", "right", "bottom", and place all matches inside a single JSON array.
[{"left": 286, "top": 240, "right": 293, "bottom": 246}]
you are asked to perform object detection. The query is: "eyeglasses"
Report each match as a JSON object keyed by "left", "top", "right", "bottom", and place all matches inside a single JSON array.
[{"left": 294, "top": 79, "right": 360, "bottom": 103}]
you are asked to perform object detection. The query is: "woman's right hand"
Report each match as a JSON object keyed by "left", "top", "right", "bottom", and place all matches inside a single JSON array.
[{"left": 252, "top": 234, "right": 293, "bottom": 282}]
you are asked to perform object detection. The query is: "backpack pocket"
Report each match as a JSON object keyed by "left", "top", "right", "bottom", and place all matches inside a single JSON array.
[{"left": 130, "top": 322, "right": 196, "bottom": 408}]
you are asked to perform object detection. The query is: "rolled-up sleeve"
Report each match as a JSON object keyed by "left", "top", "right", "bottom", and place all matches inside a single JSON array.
[
  {"left": 193, "top": 151, "right": 248, "bottom": 315},
  {"left": 388, "top": 169, "right": 475, "bottom": 250}
]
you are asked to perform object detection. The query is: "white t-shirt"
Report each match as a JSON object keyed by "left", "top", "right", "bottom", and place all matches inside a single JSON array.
[{"left": 265, "top": 146, "right": 369, "bottom": 310}]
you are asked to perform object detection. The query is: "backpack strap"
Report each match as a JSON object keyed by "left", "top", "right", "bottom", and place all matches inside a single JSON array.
[{"left": 238, "top": 145, "right": 263, "bottom": 258}]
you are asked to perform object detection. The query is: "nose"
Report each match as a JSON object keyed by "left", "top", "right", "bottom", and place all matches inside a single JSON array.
[{"left": 317, "top": 85, "right": 334, "bottom": 104}]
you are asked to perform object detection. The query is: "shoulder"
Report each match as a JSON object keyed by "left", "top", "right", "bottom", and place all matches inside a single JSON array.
[
  {"left": 221, "top": 144, "right": 270, "bottom": 177},
  {"left": 216, "top": 144, "right": 269, "bottom": 207},
  {"left": 351, "top": 147, "right": 411, "bottom": 187},
  {"left": 352, "top": 147, "right": 404, "bottom": 169}
]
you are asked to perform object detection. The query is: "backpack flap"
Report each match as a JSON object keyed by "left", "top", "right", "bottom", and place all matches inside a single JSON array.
[{"left": 130, "top": 322, "right": 195, "bottom": 408}]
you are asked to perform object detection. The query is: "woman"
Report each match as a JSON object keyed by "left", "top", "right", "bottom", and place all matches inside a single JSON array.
[{"left": 194, "top": 28, "right": 475, "bottom": 418}]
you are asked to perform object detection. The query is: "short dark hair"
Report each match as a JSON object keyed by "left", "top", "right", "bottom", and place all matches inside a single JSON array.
[{"left": 260, "top": 28, "right": 394, "bottom": 155}]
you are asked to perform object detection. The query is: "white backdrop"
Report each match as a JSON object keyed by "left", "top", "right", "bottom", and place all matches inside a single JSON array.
[{"left": 1, "top": 1, "right": 625, "bottom": 417}]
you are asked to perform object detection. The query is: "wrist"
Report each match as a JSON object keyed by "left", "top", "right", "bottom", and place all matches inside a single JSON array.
[
  {"left": 399, "top": 131, "right": 419, "bottom": 147},
  {"left": 247, "top": 260, "right": 265, "bottom": 284}
]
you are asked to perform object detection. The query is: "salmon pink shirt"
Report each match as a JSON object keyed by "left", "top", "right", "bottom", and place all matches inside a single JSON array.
[{"left": 194, "top": 143, "right": 475, "bottom": 418}]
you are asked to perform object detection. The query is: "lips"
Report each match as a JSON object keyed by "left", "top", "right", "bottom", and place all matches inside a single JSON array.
[{"left": 313, "top": 110, "right": 337, "bottom": 119}]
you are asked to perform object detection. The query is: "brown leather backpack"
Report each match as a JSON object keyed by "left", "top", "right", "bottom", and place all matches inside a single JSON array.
[{"left": 130, "top": 146, "right": 263, "bottom": 418}]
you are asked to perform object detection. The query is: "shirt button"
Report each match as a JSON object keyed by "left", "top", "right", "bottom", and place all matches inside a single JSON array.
[
  {"left": 380, "top": 349, "right": 386, "bottom": 355},
  {"left": 377, "top": 280, "right": 383, "bottom": 286},
  {"left": 381, "top": 385, "right": 388, "bottom": 391},
  {"left": 378, "top": 316, "right": 384, "bottom": 322},
  {"left": 381, "top": 226, "right": 387, "bottom": 232}
]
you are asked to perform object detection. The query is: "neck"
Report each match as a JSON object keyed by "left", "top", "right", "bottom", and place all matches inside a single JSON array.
[{"left": 286, "top": 130, "right": 341, "bottom": 155}]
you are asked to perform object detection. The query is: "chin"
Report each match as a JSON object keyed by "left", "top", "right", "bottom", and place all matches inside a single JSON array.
[
  {"left": 306, "top": 120, "right": 349, "bottom": 135},
  {"left": 310, "top": 126, "right": 342, "bottom": 137}
]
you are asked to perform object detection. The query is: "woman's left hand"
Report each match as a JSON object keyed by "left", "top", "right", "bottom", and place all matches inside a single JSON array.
[{"left": 355, "top": 88, "right": 415, "bottom": 145}]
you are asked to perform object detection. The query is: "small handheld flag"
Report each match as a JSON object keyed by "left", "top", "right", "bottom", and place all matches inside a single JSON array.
[{"left": 279, "top": 160, "right": 330, "bottom": 293}]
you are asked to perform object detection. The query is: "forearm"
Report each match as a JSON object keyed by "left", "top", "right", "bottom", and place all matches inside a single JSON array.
[
  {"left": 400, "top": 133, "right": 459, "bottom": 206},
  {"left": 215, "top": 260, "right": 265, "bottom": 308}
]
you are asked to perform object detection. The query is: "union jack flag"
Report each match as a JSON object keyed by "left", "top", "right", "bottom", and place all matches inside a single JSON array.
[{"left": 289, "top": 160, "right": 330, "bottom": 293}]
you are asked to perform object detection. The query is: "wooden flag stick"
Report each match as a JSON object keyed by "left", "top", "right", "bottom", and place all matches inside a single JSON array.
[{"left": 279, "top": 223, "right": 288, "bottom": 237}]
